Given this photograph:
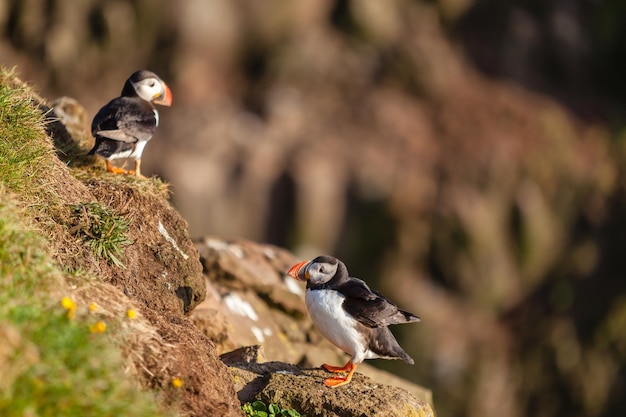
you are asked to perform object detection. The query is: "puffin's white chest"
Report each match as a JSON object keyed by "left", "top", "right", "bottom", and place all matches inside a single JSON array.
[{"left": 305, "top": 289, "right": 365, "bottom": 359}]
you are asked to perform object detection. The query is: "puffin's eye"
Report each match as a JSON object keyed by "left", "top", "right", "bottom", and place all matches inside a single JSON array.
[{"left": 148, "top": 81, "right": 156, "bottom": 88}]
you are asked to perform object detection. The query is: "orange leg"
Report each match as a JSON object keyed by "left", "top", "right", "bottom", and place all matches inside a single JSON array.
[
  {"left": 130, "top": 159, "right": 145, "bottom": 178},
  {"left": 106, "top": 160, "right": 129, "bottom": 175},
  {"left": 322, "top": 361, "right": 357, "bottom": 388}
]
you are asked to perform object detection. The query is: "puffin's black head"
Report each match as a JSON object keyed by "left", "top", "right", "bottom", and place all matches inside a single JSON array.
[
  {"left": 121, "top": 70, "right": 172, "bottom": 106},
  {"left": 287, "top": 255, "right": 347, "bottom": 286}
]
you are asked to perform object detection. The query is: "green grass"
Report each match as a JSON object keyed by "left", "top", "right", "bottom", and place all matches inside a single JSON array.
[
  {"left": 0, "top": 70, "right": 54, "bottom": 199},
  {"left": 0, "top": 67, "right": 172, "bottom": 417},
  {"left": 69, "top": 202, "right": 132, "bottom": 268}
]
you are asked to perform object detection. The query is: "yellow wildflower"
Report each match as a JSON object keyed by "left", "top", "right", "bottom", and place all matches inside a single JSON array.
[
  {"left": 126, "top": 309, "right": 137, "bottom": 319},
  {"left": 89, "top": 321, "right": 107, "bottom": 334},
  {"left": 171, "top": 377, "right": 183, "bottom": 388},
  {"left": 61, "top": 296, "right": 76, "bottom": 311},
  {"left": 61, "top": 296, "right": 76, "bottom": 319},
  {"left": 89, "top": 302, "right": 98, "bottom": 312}
]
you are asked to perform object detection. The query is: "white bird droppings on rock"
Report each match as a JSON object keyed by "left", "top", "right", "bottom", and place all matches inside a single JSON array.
[
  {"left": 285, "top": 276, "right": 304, "bottom": 295},
  {"left": 228, "top": 244, "right": 244, "bottom": 258},
  {"left": 223, "top": 293, "right": 258, "bottom": 321},
  {"left": 158, "top": 220, "right": 189, "bottom": 260},
  {"left": 205, "top": 237, "right": 229, "bottom": 251},
  {"left": 251, "top": 326, "right": 265, "bottom": 342}
]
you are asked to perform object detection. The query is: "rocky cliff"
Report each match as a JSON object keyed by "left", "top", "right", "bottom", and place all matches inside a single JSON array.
[{"left": 0, "top": 68, "right": 433, "bottom": 417}]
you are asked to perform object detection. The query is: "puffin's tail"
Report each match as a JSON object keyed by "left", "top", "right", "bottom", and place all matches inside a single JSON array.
[
  {"left": 371, "top": 327, "right": 415, "bottom": 364},
  {"left": 397, "top": 348, "right": 415, "bottom": 365},
  {"left": 384, "top": 309, "right": 420, "bottom": 326},
  {"left": 400, "top": 309, "right": 420, "bottom": 324}
]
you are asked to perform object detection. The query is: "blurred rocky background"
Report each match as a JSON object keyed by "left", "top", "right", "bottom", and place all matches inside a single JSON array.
[{"left": 2, "top": 1, "right": 626, "bottom": 417}]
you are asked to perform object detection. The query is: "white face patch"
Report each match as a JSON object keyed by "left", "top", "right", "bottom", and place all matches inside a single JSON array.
[
  {"left": 306, "top": 261, "right": 338, "bottom": 285},
  {"left": 132, "top": 77, "right": 163, "bottom": 102},
  {"left": 305, "top": 289, "right": 367, "bottom": 364}
]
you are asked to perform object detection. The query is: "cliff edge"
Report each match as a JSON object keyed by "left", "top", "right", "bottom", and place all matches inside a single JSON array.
[{"left": 0, "top": 67, "right": 433, "bottom": 417}]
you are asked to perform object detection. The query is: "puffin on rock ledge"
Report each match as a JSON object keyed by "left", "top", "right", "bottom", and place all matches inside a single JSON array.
[
  {"left": 88, "top": 70, "right": 172, "bottom": 177},
  {"left": 288, "top": 255, "right": 419, "bottom": 388}
]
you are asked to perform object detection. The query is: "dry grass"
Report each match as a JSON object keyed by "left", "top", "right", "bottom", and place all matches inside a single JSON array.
[
  {"left": 70, "top": 281, "right": 176, "bottom": 385},
  {"left": 73, "top": 166, "right": 172, "bottom": 200},
  {"left": 0, "top": 66, "right": 176, "bottom": 417}
]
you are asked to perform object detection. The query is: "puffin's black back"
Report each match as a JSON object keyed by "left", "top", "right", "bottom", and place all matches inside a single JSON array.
[{"left": 88, "top": 95, "right": 158, "bottom": 158}]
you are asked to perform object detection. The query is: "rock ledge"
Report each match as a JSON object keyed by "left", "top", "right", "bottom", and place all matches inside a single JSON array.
[{"left": 224, "top": 348, "right": 434, "bottom": 417}]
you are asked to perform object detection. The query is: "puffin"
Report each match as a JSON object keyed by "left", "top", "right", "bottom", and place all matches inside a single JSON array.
[
  {"left": 88, "top": 70, "right": 172, "bottom": 177},
  {"left": 287, "top": 255, "right": 419, "bottom": 387}
]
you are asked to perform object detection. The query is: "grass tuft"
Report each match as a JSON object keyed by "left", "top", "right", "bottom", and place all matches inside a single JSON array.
[{"left": 69, "top": 202, "right": 132, "bottom": 267}]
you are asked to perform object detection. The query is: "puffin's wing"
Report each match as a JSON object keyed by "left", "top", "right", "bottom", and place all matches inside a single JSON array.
[
  {"left": 95, "top": 129, "right": 137, "bottom": 143},
  {"left": 339, "top": 278, "right": 419, "bottom": 328},
  {"left": 92, "top": 98, "right": 156, "bottom": 144}
]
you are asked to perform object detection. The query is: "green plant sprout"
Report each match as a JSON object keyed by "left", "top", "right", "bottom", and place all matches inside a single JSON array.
[
  {"left": 69, "top": 202, "right": 131, "bottom": 267},
  {"left": 242, "top": 400, "right": 301, "bottom": 417}
]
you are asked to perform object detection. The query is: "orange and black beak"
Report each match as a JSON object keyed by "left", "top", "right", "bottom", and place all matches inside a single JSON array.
[
  {"left": 153, "top": 83, "right": 173, "bottom": 106},
  {"left": 287, "top": 260, "right": 310, "bottom": 282}
]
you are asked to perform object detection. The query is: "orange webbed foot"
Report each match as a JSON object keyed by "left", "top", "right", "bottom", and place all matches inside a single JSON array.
[
  {"left": 324, "top": 376, "right": 352, "bottom": 387},
  {"left": 126, "top": 170, "right": 146, "bottom": 178},
  {"left": 321, "top": 362, "right": 357, "bottom": 388},
  {"left": 105, "top": 160, "right": 129, "bottom": 175},
  {"left": 322, "top": 362, "right": 353, "bottom": 373},
  {"left": 104, "top": 160, "right": 146, "bottom": 178}
]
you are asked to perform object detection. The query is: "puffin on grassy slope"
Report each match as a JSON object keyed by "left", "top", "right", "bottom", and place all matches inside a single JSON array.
[
  {"left": 288, "top": 255, "right": 419, "bottom": 387},
  {"left": 88, "top": 70, "right": 172, "bottom": 177}
]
